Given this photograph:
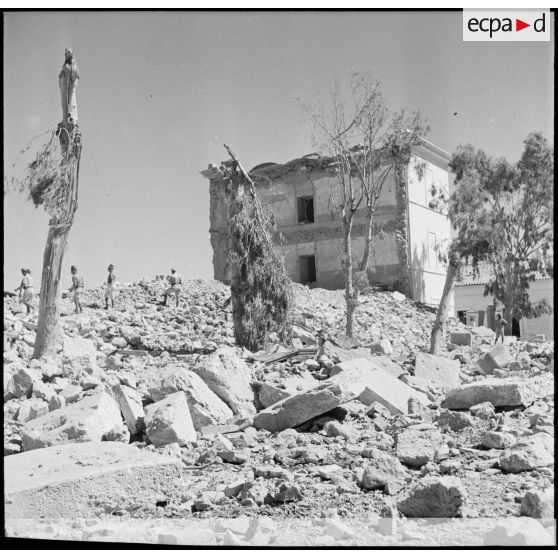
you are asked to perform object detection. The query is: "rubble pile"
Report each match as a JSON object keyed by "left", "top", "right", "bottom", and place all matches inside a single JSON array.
[{"left": 3, "top": 278, "right": 555, "bottom": 544}]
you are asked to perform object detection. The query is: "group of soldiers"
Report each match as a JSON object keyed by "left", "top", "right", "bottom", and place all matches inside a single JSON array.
[{"left": 15, "top": 266, "right": 183, "bottom": 315}]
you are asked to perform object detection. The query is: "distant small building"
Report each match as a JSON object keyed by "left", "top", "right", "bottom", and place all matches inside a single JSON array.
[
  {"left": 454, "top": 262, "right": 554, "bottom": 340},
  {"left": 203, "top": 138, "right": 453, "bottom": 307}
]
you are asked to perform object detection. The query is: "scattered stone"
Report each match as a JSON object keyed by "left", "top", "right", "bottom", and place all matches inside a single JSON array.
[
  {"left": 442, "top": 379, "right": 534, "bottom": 409},
  {"left": 437, "top": 409, "right": 480, "bottom": 432},
  {"left": 7, "top": 367, "right": 42, "bottom": 398},
  {"left": 397, "top": 476, "right": 467, "bottom": 518},
  {"left": 499, "top": 433, "right": 554, "bottom": 473},
  {"left": 270, "top": 483, "right": 303, "bottom": 503},
  {"left": 396, "top": 424, "right": 443, "bottom": 467},
  {"left": 144, "top": 391, "right": 196, "bottom": 447},
  {"left": 60, "top": 384, "right": 83, "bottom": 404},
  {"left": 476, "top": 344, "right": 513, "bottom": 374},
  {"left": 481, "top": 431, "right": 516, "bottom": 449},
  {"left": 317, "top": 464, "right": 343, "bottom": 480},
  {"left": 469, "top": 401, "right": 495, "bottom": 420},
  {"left": 520, "top": 488, "right": 554, "bottom": 518},
  {"left": 258, "top": 383, "right": 291, "bottom": 408},
  {"left": 369, "top": 355, "right": 405, "bottom": 378},
  {"left": 16, "top": 399, "right": 49, "bottom": 423},
  {"left": 369, "top": 339, "right": 393, "bottom": 356},
  {"left": 414, "top": 353, "right": 460, "bottom": 388},
  {"left": 359, "top": 447, "right": 408, "bottom": 494},
  {"left": 323, "top": 420, "right": 359, "bottom": 442}
]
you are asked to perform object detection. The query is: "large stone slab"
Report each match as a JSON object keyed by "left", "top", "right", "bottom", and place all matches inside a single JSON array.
[
  {"left": 331, "top": 359, "right": 428, "bottom": 415},
  {"left": 144, "top": 391, "right": 196, "bottom": 446},
  {"left": 476, "top": 344, "right": 514, "bottom": 374},
  {"left": 369, "top": 355, "right": 405, "bottom": 378},
  {"left": 442, "top": 379, "right": 534, "bottom": 409},
  {"left": 194, "top": 347, "right": 256, "bottom": 417},
  {"left": 414, "top": 353, "right": 460, "bottom": 388},
  {"left": 252, "top": 365, "right": 371, "bottom": 432},
  {"left": 148, "top": 366, "right": 233, "bottom": 429},
  {"left": 4, "top": 442, "right": 184, "bottom": 518},
  {"left": 21, "top": 391, "right": 125, "bottom": 451}
]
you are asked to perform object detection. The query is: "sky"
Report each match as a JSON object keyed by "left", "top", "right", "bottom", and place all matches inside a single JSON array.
[{"left": 3, "top": 11, "right": 554, "bottom": 291}]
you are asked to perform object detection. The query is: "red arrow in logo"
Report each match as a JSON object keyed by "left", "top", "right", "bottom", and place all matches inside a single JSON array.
[{"left": 516, "top": 18, "right": 530, "bottom": 31}]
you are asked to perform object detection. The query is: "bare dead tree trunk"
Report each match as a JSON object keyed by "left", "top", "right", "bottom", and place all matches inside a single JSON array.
[
  {"left": 430, "top": 260, "right": 458, "bottom": 355},
  {"left": 342, "top": 216, "right": 358, "bottom": 339},
  {"left": 33, "top": 49, "right": 81, "bottom": 359}
]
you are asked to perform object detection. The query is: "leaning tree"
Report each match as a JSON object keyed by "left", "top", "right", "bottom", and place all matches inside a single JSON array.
[
  {"left": 299, "top": 72, "right": 428, "bottom": 338},
  {"left": 6, "top": 49, "right": 82, "bottom": 358}
]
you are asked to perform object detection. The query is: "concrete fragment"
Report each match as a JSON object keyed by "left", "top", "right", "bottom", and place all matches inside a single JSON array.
[
  {"left": 476, "top": 344, "right": 513, "bottom": 374},
  {"left": 360, "top": 447, "right": 407, "bottom": 494},
  {"left": 8, "top": 367, "right": 42, "bottom": 398},
  {"left": 252, "top": 365, "right": 371, "bottom": 432},
  {"left": 470, "top": 326, "right": 495, "bottom": 345},
  {"left": 469, "top": 401, "right": 495, "bottom": 420},
  {"left": 21, "top": 391, "right": 124, "bottom": 451},
  {"left": 481, "top": 431, "right": 516, "bottom": 449},
  {"left": 31, "top": 381, "right": 57, "bottom": 402},
  {"left": 16, "top": 399, "right": 49, "bottom": 423},
  {"left": 60, "top": 384, "right": 82, "bottom": 404},
  {"left": 62, "top": 336, "right": 97, "bottom": 370},
  {"left": 194, "top": 347, "right": 256, "bottom": 417},
  {"left": 437, "top": 409, "right": 480, "bottom": 432},
  {"left": 369, "top": 355, "right": 405, "bottom": 378},
  {"left": 331, "top": 359, "right": 429, "bottom": 415},
  {"left": 369, "top": 339, "right": 393, "bottom": 356},
  {"left": 144, "top": 391, "right": 196, "bottom": 446},
  {"left": 520, "top": 488, "right": 554, "bottom": 518},
  {"left": 397, "top": 476, "right": 467, "bottom": 518},
  {"left": 323, "top": 420, "right": 359, "bottom": 442},
  {"left": 414, "top": 353, "right": 460, "bottom": 388},
  {"left": 499, "top": 433, "right": 554, "bottom": 473},
  {"left": 4, "top": 442, "right": 183, "bottom": 518},
  {"left": 258, "top": 383, "right": 291, "bottom": 408},
  {"left": 396, "top": 425, "right": 443, "bottom": 467},
  {"left": 148, "top": 366, "right": 233, "bottom": 429},
  {"left": 442, "top": 379, "right": 534, "bottom": 409},
  {"left": 112, "top": 384, "right": 145, "bottom": 435}
]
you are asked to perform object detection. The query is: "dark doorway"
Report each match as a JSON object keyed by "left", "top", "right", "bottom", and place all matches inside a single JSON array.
[
  {"left": 457, "top": 310, "right": 466, "bottom": 325},
  {"left": 299, "top": 255, "right": 316, "bottom": 284},
  {"left": 297, "top": 196, "right": 314, "bottom": 223},
  {"left": 512, "top": 317, "right": 520, "bottom": 337}
]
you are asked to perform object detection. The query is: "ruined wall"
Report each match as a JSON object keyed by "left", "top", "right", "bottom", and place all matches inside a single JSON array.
[
  {"left": 406, "top": 154, "right": 452, "bottom": 306},
  {"left": 208, "top": 177, "right": 229, "bottom": 282},
  {"left": 254, "top": 165, "right": 402, "bottom": 290}
]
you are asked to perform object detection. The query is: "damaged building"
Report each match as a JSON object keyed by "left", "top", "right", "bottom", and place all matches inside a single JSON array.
[{"left": 203, "top": 138, "right": 453, "bottom": 307}]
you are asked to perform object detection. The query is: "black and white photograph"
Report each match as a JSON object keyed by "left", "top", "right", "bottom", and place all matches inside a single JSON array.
[{"left": 3, "top": 8, "right": 555, "bottom": 548}]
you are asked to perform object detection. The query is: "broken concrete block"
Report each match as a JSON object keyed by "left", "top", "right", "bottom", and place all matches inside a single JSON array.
[
  {"left": 442, "top": 379, "right": 534, "bottom": 409},
  {"left": 252, "top": 364, "right": 374, "bottom": 432},
  {"left": 470, "top": 326, "right": 495, "bottom": 345},
  {"left": 323, "top": 420, "right": 359, "bottom": 442},
  {"left": 359, "top": 447, "right": 408, "bottom": 494},
  {"left": 16, "top": 399, "right": 49, "bottom": 423},
  {"left": 62, "top": 336, "right": 97, "bottom": 371},
  {"left": 144, "top": 391, "right": 196, "bottom": 446},
  {"left": 112, "top": 384, "right": 145, "bottom": 435},
  {"left": 449, "top": 332, "right": 472, "bottom": 346},
  {"left": 331, "top": 359, "right": 429, "bottom": 415},
  {"left": 148, "top": 366, "right": 233, "bottom": 430},
  {"left": 4, "top": 442, "right": 183, "bottom": 519},
  {"left": 437, "top": 409, "right": 480, "bottom": 432},
  {"left": 481, "top": 431, "right": 516, "bottom": 449},
  {"left": 369, "top": 339, "right": 393, "bottom": 356},
  {"left": 499, "top": 433, "right": 554, "bottom": 473},
  {"left": 21, "top": 391, "right": 125, "bottom": 451},
  {"left": 194, "top": 347, "right": 256, "bottom": 417},
  {"left": 8, "top": 367, "right": 42, "bottom": 398},
  {"left": 397, "top": 476, "right": 467, "bottom": 518},
  {"left": 369, "top": 355, "right": 405, "bottom": 378},
  {"left": 414, "top": 353, "right": 460, "bottom": 389},
  {"left": 31, "top": 381, "right": 57, "bottom": 402},
  {"left": 476, "top": 344, "right": 514, "bottom": 374},
  {"left": 59, "top": 384, "right": 82, "bottom": 404},
  {"left": 396, "top": 424, "right": 443, "bottom": 467},
  {"left": 322, "top": 340, "right": 372, "bottom": 364},
  {"left": 520, "top": 488, "right": 554, "bottom": 518},
  {"left": 258, "top": 383, "right": 292, "bottom": 408}
]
